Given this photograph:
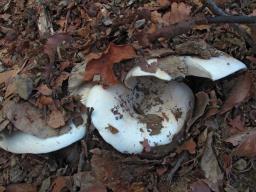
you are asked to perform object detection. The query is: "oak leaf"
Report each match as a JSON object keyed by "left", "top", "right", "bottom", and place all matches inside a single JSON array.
[
  {"left": 162, "top": 2, "right": 191, "bottom": 25},
  {"left": 84, "top": 43, "right": 137, "bottom": 85}
]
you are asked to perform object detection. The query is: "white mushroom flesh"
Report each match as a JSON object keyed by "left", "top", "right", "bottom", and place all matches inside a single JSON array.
[
  {"left": 0, "top": 116, "right": 87, "bottom": 154},
  {"left": 182, "top": 55, "right": 247, "bottom": 80},
  {"left": 86, "top": 78, "right": 194, "bottom": 154}
]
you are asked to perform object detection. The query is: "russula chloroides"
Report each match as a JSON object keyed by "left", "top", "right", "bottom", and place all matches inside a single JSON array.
[
  {"left": 0, "top": 52, "right": 246, "bottom": 154},
  {"left": 0, "top": 114, "right": 87, "bottom": 154}
]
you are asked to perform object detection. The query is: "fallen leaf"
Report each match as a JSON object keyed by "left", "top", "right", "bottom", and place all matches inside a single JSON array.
[
  {"left": 162, "top": 2, "right": 191, "bottom": 25},
  {"left": 234, "top": 130, "right": 256, "bottom": 157},
  {"left": 51, "top": 176, "right": 72, "bottom": 192},
  {"left": 178, "top": 138, "right": 197, "bottom": 154},
  {"left": 36, "top": 95, "right": 54, "bottom": 108},
  {"left": 84, "top": 43, "right": 137, "bottom": 85},
  {"left": 3, "top": 100, "right": 69, "bottom": 138},
  {"left": 15, "top": 75, "right": 33, "bottom": 100},
  {"left": 222, "top": 154, "right": 232, "bottom": 175},
  {"left": 47, "top": 109, "right": 65, "bottom": 129},
  {"left": 157, "top": 0, "right": 170, "bottom": 7},
  {"left": 5, "top": 183, "right": 37, "bottom": 192},
  {"left": 37, "top": 84, "right": 53, "bottom": 96},
  {"left": 0, "top": 186, "right": 5, "bottom": 192},
  {"left": 227, "top": 115, "right": 245, "bottom": 135},
  {"left": 219, "top": 72, "right": 253, "bottom": 114},
  {"left": 52, "top": 72, "right": 69, "bottom": 89},
  {"left": 189, "top": 180, "right": 211, "bottom": 192},
  {"left": 200, "top": 132, "right": 223, "bottom": 191},
  {"left": 0, "top": 70, "right": 17, "bottom": 85},
  {"left": 90, "top": 149, "right": 150, "bottom": 191},
  {"left": 72, "top": 171, "right": 107, "bottom": 192},
  {"left": 44, "top": 33, "right": 72, "bottom": 67},
  {"left": 187, "top": 91, "right": 209, "bottom": 128}
]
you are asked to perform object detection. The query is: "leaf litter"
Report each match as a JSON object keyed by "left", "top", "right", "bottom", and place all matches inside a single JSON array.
[{"left": 0, "top": 0, "right": 256, "bottom": 191}]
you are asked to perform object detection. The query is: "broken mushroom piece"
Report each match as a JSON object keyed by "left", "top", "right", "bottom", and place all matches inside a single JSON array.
[
  {"left": 86, "top": 77, "right": 194, "bottom": 154},
  {"left": 0, "top": 114, "right": 87, "bottom": 154},
  {"left": 182, "top": 54, "right": 247, "bottom": 80}
]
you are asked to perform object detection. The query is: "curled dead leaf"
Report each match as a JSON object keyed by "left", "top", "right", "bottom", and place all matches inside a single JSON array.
[
  {"left": 162, "top": 2, "right": 191, "bottom": 25},
  {"left": 47, "top": 109, "right": 66, "bottom": 129},
  {"left": 219, "top": 72, "right": 253, "bottom": 114},
  {"left": 3, "top": 100, "right": 69, "bottom": 138},
  {"left": 178, "top": 138, "right": 197, "bottom": 154},
  {"left": 84, "top": 43, "right": 137, "bottom": 85}
]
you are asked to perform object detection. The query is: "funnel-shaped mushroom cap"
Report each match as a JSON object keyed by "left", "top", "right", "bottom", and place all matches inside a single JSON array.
[
  {"left": 86, "top": 78, "right": 194, "bottom": 154},
  {"left": 183, "top": 55, "right": 247, "bottom": 80},
  {"left": 0, "top": 115, "right": 86, "bottom": 154}
]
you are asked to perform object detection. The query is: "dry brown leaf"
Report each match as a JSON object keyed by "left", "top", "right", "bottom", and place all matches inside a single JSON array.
[
  {"left": 162, "top": 2, "right": 191, "bottom": 25},
  {"left": 47, "top": 109, "right": 65, "bottom": 129},
  {"left": 200, "top": 132, "right": 223, "bottom": 191},
  {"left": 178, "top": 138, "right": 197, "bottom": 154},
  {"left": 234, "top": 130, "right": 256, "bottom": 157},
  {"left": 3, "top": 100, "right": 68, "bottom": 138},
  {"left": 0, "top": 70, "right": 17, "bottom": 85},
  {"left": 90, "top": 149, "right": 149, "bottom": 191},
  {"left": 157, "top": 0, "right": 170, "bottom": 7},
  {"left": 227, "top": 115, "right": 245, "bottom": 135},
  {"left": 189, "top": 180, "right": 211, "bottom": 192},
  {"left": 37, "top": 84, "right": 53, "bottom": 96},
  {"left": 5, "top": 183, "right": 37, "bottom": 192},
  {"left": 51, "top": 176, "right": 72, "bottom": 192},
  {"left": 44, "top": 33, "right": 72, "bottom": 65},
  {"left": 225, "top": 129, "right": 254, "bottom": 146},
  {"left": 219, "top": 72, "right": 253, "bottom": 114},
  {"left": 187, "top": 91, "right": 209, "bottom": 128},
  {"left": 84, "top": 43, "right": 137, "bottom": 85},
  {"left": 0, "top": 186, "right": 5, "bottom": 192}
]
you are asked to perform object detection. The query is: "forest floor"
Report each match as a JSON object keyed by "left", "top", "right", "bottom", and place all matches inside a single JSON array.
[{"left": 0, "top": 0, "right": 256, "bottom": 191}]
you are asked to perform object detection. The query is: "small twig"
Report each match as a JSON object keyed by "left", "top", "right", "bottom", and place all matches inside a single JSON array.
[
  {"left": 203, "top": 0, "right": 256, "bottom": 51},
  {"left": 207, "top": 16, "right": 256, "bottom": 24},
  {"left": 148, "top": 16, "right": 256, "bottom": 42},
  {"left": 167, "top": 152, "right": 189, "bottom": 183}
]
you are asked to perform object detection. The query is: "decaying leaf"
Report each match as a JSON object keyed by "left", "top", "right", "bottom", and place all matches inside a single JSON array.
[
  {"left": 200, "top": 132, "right": 223, "bottom": 191},
  {"left": 47, "top": 109, "right": 66, "bottom": 129},
  {"left": 189, "top": 180, "right": 211, "bottom": 192},
  {"left": 0, "top": 70, "right": 17, "bottom": 85},
  {"left": 15, "top": 75, "right": 33, "bottom": 100},
  {"left": 219, "top": 72, "right": 253, "bottom": 114},
  {"left": 187, "top": 91, "right": 209, "bottom": 128},
  {"left": 232, "top": 130, "right": 256, "bottom": 157},
  {"left": 44, "top": 33, "right": 72, "bottom": 65},
  {"left": 178, "top": 138, "right": 197, "bottom": 154},
  {"left": 50, "top": 176, "right": 72, "bottom": 192},
  {"left": 37, "top": 84, "right": 53, "bottom": 96},
  {"left": 84, "top": 43, "right": 137, "bottom": 85},
  {"left": 5, "top": 183, "right": 37, "bottom": 192},
  {"left": 3, "top": 100, "right": 69, "bottom": 138},
  {"left": 90, "top": 149, "right": 149, "bottom": 191},
  {"left": 162, "top": 2, "right": 191, "bottom": 25},
  {"left": 227, "top": 115, "right": 245, "bottom": 135}
]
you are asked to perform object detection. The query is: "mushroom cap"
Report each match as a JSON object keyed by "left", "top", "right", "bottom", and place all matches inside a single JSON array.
[
  {"left": 183, "top": 55, "right": 247, "bottom": 80},
  {"left": 0, "top": 115, "right": 87, "bottom": 154},
  {"left": 86, "top": 79, "right": 194, "bottom": 154}
]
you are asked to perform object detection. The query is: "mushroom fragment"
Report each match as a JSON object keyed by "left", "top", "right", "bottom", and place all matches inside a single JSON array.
[
  {"left": 86, "top": 79, "right": 194, "bottom": 154},
  {"left": 0, "top": 114, "right": 87, "bottom": 154}
]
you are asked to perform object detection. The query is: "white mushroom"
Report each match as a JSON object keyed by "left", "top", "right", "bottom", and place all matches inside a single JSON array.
[
  {"left": 182, "top": 54, "right": 247, "bottom": 80},
  {"left": 0, "top": 52, "right": 247, "bottom": 154},
  {"left": 0, "top": 114, "right": 87, "bottom": 154},
  {"left": 86, "top": 78, "right": 194, "bottom": 154}
]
